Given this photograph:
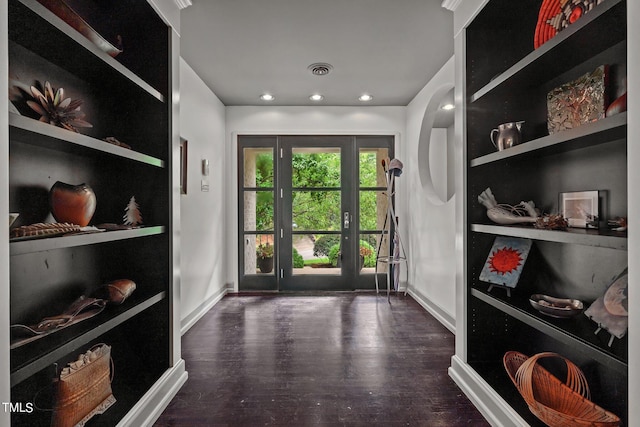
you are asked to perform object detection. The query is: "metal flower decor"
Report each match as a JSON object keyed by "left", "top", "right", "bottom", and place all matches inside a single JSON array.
[{"left": 27, "top": 81, "right": 92, "bottom": 132}]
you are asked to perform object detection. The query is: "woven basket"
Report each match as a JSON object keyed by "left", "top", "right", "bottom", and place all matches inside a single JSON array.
[
  {"left": 503, "top": 351, "right": 620, "bottom": 427},
  {"left": 51, "top": 344, "right": 116, "bottom": 427},
  {"left": 534, "top": 0, "right": 605, "bottom": 49}
]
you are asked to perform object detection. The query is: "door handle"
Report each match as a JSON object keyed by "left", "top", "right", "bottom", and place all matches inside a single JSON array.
[{"left": 344, "top": 212, "right": 350, "bottom": 229}]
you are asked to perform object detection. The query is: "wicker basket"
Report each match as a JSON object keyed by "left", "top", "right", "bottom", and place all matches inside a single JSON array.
[{"left": 503, "top": 351, "right": 620, "bottom": 427}]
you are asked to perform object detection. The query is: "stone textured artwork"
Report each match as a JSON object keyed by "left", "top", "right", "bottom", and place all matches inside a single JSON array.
[{"left": 547, "top": 65, "right": 608, "bottom": 134}]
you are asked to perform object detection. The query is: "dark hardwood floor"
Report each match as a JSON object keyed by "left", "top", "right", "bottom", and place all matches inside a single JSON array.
[{"left": 154, "top": 293, "right": 490, "bottom": 426}]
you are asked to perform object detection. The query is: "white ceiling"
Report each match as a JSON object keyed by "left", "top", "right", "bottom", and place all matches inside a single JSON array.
[{"left": 179, "top": 0, "right": 454, "bottom": 107}]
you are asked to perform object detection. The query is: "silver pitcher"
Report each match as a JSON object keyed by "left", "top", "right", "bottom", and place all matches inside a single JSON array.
[{"left": 490, "top": 121, "right": 524, "bottom": 151}]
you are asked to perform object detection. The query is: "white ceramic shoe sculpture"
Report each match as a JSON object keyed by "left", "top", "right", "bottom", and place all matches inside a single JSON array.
[{"left": 478, "top": 188, "right": 539, "bottom": 225}]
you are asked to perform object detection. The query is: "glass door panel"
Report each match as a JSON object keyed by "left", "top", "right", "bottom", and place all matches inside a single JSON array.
[
  {"left": 280, "top": 138, "right": 354, "bottom": 290},
  {"left": 358, "top": 147, "right": 390, "bottom": 276},
  {"left": 239, "top": 140, "right": 278, "bottom": 290}
]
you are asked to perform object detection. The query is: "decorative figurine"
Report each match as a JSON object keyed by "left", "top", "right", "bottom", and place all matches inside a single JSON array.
[{"left": 478, "top": 188, "right": 539, "bottom": 225}]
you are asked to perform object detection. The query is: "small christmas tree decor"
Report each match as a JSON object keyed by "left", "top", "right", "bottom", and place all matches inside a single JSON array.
[{"left": 123, "top": 196, "right": 143, "bottom": 226}]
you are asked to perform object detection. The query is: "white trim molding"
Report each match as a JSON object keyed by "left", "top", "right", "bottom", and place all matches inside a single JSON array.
[
  {"left": 180, "top": 286, "right": 228, "bottom": 335},
  {"left": 117, "top": 359, "right": 188, "bottom": 427},
  {"left": 449, "top": 356, "right": 528, "bottom": 427},
  {"left": 441, "top": 0, "right": 462, "bottom": 12},
  {"left": 174, "top": 0, "right": 192, "bottom": 9}
]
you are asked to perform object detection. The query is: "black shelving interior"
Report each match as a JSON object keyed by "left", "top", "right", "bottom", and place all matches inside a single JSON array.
[
  {"left": 464, "top": 0, "right": 628, "bottom": 425},
  {"left": 468, "top": 0, "right": 626, "bottom": 102},
  {"left": 470, "top": 112, "right": 627, "bottom": 167},
  {"left": 468, "top": 296, "right": 628, "bottom": 426},
  {"left": 9, "top": 0, "right": 165, "bottom": 101},
  {"left": 471, "top": 288, "right": 627, "bottom": 371},
  {"left": 10, "top": 290, "right": 166, "bottom": 385},
  {"left": 9, "top": 114, "right": 164, "bottom": 167},
  {"left": 9, "top": 301, "right": 170, "bottom": 427},
  {"left": 8, "top": 0, "right": 173, "bottom": 423}
]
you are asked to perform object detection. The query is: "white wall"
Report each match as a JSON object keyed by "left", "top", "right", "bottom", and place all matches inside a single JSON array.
[
  {"left": 225, "top": 106, "right": 405, "bottom": 289},
  {"left": 178, "top": 58, "right": 227, "bottom": 331},
  {"left": 401, "top": 56, "right": 457, "bottom": 332}
]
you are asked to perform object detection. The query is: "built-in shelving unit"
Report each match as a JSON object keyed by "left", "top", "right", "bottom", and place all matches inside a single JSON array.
[
  {"left": 461, "top": 1, "right": 628, "bottom": 425},
  {"left": 5, "top": 0, "right": 181, "bottom": 424}
]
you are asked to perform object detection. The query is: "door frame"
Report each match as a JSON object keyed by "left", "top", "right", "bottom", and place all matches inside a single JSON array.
[{"left": 237, "top": 135, "right": 394, "bottom": 291}]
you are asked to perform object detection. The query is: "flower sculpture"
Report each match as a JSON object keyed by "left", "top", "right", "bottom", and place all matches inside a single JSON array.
[{"left": 27, "top": 81, "right": 92, "bottom": 132}]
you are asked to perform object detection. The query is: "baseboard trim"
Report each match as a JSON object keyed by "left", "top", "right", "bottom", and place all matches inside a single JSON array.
[
  {"left": 448, "top": 355, "right": 528, "bottom": 427},
  {"left": 180, "top": 286, "right": 228, "bottom": 335},
  {"left": 407, "top": 288, "right": 455, "bottom": 334},
  {"left": 117, "top": 359, "right": 188, "bottom": 427}
]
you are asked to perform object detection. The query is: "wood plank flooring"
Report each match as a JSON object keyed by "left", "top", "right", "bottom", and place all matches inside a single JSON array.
[{"left": 154, "top": 293, "right": 490, "bottom": 426}]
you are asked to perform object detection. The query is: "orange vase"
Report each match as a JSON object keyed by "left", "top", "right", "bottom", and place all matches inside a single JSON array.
[{"left": 49, "top": 181, "right": 97, "bottom": 226}]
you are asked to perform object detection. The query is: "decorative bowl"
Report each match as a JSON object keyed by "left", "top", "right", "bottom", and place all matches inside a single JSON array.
[
  {"left": 9, "top": 213, "right": 20, "bottom": 227},
  {"left": 529, "top": 294, "right": 584, "bottom": 318}
]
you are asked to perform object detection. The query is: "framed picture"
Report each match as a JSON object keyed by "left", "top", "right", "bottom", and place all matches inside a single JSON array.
[
  {"left": 180, "top": 138, "right": 188, "bottom": 195},
  {"left": 560, "top": 190, "right": 599, "bottom": 228}
]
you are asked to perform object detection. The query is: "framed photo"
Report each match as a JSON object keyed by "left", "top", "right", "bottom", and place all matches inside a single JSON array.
[{"left": 560, "top": 190, "right": 599, "bottom": 228}]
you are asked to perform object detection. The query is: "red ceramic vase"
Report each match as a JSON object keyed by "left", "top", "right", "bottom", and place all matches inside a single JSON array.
[{"left": 49, "top": 181, "right": 97, "bottom": 226}]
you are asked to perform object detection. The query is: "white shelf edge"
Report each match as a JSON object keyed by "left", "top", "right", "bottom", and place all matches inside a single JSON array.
[
  {"left": 471, "top": 223, "right": 627, "bottom": 250},
  {"left": 10, "top": 114, "right": 165, "bottom": 168},
  {"left": 10, "top": 226, "right": 166, "bottom": 256}
]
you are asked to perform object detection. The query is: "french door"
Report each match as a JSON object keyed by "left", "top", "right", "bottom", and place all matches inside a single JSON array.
[{"left": 238, "top": 135, "right": 393, "bottom": 291}]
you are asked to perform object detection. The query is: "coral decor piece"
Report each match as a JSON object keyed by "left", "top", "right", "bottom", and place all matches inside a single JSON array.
[
  {"left": 123, "top": 196, "right": 143, "bottom": 226},
  {"left": 27, "top": 81, "right": 92, "bottom": 132}
]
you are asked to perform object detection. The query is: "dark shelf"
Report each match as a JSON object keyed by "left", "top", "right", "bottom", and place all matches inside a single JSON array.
[
  {"left": 10, "top": 226, "right": 165, "bottom": 256},
  {"left": 470, "top": 0, "right": 626, "bottom": 103},
  {"left": 9, "top": 113, "right": 165, "bottom": 167},
  {"left": 470, "top": 113, "right": 627, "bottom": 167},
  {"left": 10, "top": 290, "right": 166, "bottom": 386},
  {"left": 471, "top": 224, "right": 627, "bottom": 250},
  {"left": 471, "top": 288, "right": 627, "bottom": 374},
  {"left": 9, "top": 0, "right": 165, "bottom": 102}
]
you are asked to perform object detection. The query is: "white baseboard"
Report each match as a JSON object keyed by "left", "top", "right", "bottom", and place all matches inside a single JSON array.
[
  {"left": 407, "top": 287, "right": 455, "bottom": 334},
  {"left": 448, "top": 355, "right": 528, "bottom": 427},
  {"left": 117, "top": 359, "right": 188, "bottom": 427},
  {"left": 180, "top": 286, "right": 228, "bottom": 335}
]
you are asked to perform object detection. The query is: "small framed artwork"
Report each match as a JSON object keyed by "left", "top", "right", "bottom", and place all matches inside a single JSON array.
[
  {"left": 479, "top": 236, "right": 533, "bottom": 296},
  {"left": 560, "top": 190, "right": 599, "bottom": 228}
]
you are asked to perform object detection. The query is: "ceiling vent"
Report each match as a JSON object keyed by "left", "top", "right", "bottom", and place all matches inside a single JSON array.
[{"left": 308, "top": 63, "right": 333, "bottom": 76}]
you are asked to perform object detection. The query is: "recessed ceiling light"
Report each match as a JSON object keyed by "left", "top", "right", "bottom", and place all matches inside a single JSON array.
[
  {"left": 260, "top": 93, "right": 275, "bottom": 101},
  {"left": 358, "top": 94, "right": 373, "bottom": 102},
  {"left": 440, "top": 103, "right": 455, "bottom": 110},
  {"left": 309, "top": 94, "right": 324, "bottom": 101}
]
